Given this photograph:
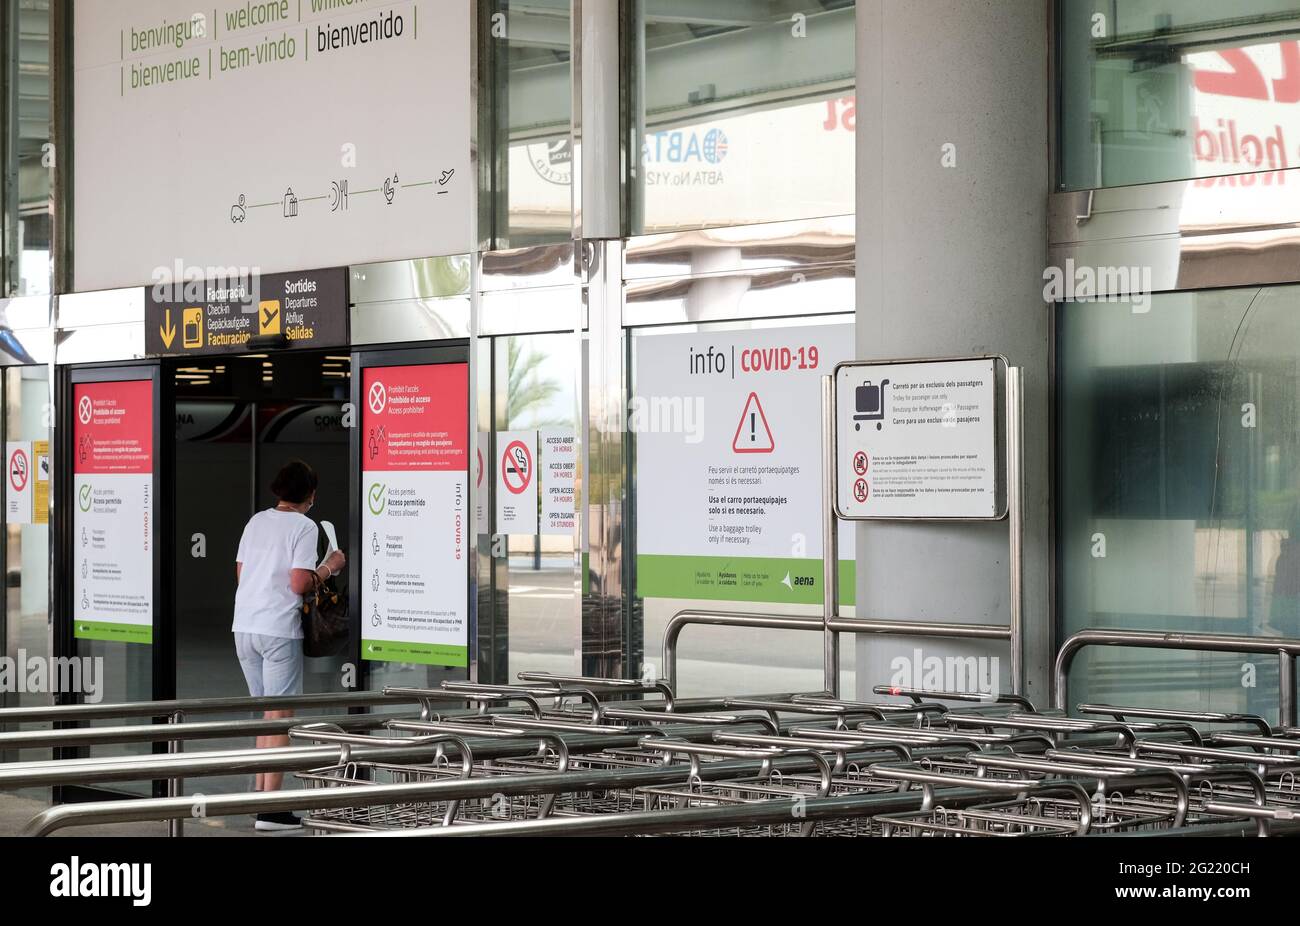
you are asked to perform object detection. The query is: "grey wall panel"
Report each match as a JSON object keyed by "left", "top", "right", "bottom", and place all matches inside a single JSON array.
[{"left": 855, "top": 0, "right": 1052, "bottom": 704}]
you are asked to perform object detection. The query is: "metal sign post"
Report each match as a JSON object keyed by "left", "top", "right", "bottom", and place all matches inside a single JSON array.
[{"left": 821, "top": 355, "right": 1025, "bottom": 698}]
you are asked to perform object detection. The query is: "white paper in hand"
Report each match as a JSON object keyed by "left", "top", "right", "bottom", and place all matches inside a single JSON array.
[{"left": 320, "top": 520, "right": 340, "bottom": 568}]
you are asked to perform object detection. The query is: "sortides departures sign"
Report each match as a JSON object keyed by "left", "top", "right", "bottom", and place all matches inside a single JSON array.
[
  {"left": 73, "top": 381, "right": 155, "bottom": 644},
  {"left": 144, "top": 267, "right": 349, "bottom": 356},
  {"left": 361, "top": 363, "right": 469, "bottom": 666}
]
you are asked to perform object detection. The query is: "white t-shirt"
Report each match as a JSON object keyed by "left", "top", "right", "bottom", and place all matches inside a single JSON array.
[{"left": 232, "top": 508, "right": 320, "bottom": 639}]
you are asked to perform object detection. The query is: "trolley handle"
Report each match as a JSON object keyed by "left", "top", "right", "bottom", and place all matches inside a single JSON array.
[
  {"left": 872, "top": 685, "right": 1036, "bottom": 712},
  {"left": 486, "top": 715, "right": 630, "bottom": 735},
  {"left": 967, "top": 754, "right": 1192, "bottom": 828},
  {"left": 792, "top": 695, "right": 949, "bottom": 720},
  {"left": 1208, "top": 732, "right": 1300, "bottom": 753},
  {"left": 713, "top": 730, "right": 917, "bottom": 781},
  {"left": 726, "top": 697, "right": 889, "bottom": 727},
  {"left": 1137, "top": 741, "right": 1300, "bottom": 769},
  {"left": 786, "top": 727, "right": 914, "bottom": 762},
  {"left": 442, "top": 681, "right": 605, "bottom": 723},
  {"left": 1190, "top": 767, "right": 1271, "bottom": 836},
  {"left": 605, "top": 708, "right": 780, "bottom": 736},
  {"left": 516, "top": 672, "right": 676, "bottom": 712},
  {"left": 382, "top": 719, "right": 571, "bottom": 772},
  {"left": 637, "top": 736, "right": 834, "bottom": 792},
  {"left": 852, "top": 723, "right": 993, "bottom": 753},
  {"left": 288, "top": 722, "right": 474, "bottom": 773},
  {"left": 1079, "top": 703, "right": 1272, "bottom": 737},
  {"left": 870, "top": 762, "right": 1095, "bottom": 833},
  {"left": 383, "top": 685, "right": 544, "bottom": 721},
  {"left": 847, "top": 722, "right": 1053, "bottom": 754},
  {"left": 943, "top": 713, "right": 1142, "bottom": 752},
  {"left": 1202, "top": 801, "right": 1294, "bottom": 831},
  {"left": 385, "top": 719, "right": 574, "bottom": 818}
]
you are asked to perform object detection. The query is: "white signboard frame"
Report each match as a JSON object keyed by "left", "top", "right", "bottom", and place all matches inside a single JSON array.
[
  {"left": 72, "top": 0, "right": 473, "bottom": 291},
  {"left": 833, "top": 356, "right": 1008, "bottom": 521}
]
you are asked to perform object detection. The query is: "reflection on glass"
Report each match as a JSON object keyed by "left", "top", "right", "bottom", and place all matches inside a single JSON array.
[
  {"left": 5, "top": 0, "right": 52, "bottom": 295},
  {"left": 1059, "top": 0, "right": 1300, "bottom": 189},
  {"left": 1059, "top": 286, "right": 1300, "bottom": 721},
  {"left": 627, "top": 0, "right": 855, "bottom": 233},
  {"left": 484, "top": 0, "right": 572, "bottom": 247},
  {"left": 2, "top": 367, "right": 51, "bottom": 780},
  {"left": 498, "top": 333, "right": 578, "bottom": 677}
]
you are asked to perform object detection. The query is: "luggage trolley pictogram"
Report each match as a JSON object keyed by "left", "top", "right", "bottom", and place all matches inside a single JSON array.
[{"left": 853, "top": 378, "right": 890, "bottom": 431}]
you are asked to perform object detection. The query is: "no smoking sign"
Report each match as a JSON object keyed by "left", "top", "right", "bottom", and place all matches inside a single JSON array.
[
  {"left": 9, "top": 448, "right": 28, "bottom": 492},
  {"left": 501, "top": 440, "right": 533, "bottom": 495}
]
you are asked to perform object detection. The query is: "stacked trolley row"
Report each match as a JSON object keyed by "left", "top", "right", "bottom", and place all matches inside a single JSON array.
[{"left": 286, "top": 674, "right": 1300, "bottom": 836}]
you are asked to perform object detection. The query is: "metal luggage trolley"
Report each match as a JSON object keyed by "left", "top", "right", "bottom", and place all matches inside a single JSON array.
[
  {"left": 870, "top": 766, "right": 1102, "bottom": 836},
  {"left": 632, "top": 736, "right": 842, "bottom": 837},
  {"left": 290, "top": 725, "right": 479, "bottom": 833},
  {"left": 387, "top": 717, "right": 668, "bottom": 818},
  {"left": 630, "top": 732, "right": 933, "bottom": 836}
]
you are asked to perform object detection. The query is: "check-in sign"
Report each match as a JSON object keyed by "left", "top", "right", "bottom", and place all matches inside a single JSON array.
[{"left": 144, "top": 267, "right": 348, "bottom": 356}]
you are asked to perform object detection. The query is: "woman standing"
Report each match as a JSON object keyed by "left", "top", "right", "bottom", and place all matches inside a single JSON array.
[{"left": 232, "top": 459, "right": 346, "bottom": 831}]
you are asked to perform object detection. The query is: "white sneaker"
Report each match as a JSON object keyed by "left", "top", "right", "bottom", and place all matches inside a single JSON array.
[{"left": 255, "top": 812, "right": 302, "bottom": 831}]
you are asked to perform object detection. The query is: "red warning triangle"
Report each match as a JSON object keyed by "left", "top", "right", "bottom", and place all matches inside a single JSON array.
[{"left": 732, "top": 392, "right": 775, "bottom": 454}]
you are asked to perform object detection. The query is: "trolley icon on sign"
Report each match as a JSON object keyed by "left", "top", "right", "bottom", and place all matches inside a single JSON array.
[{"left": 854, "top": 378, "right": 890, "bottom": 431}]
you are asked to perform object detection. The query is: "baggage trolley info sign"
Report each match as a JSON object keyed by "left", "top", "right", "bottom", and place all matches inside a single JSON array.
[{"left": 834, "top": 357, "right": 1000, "bottom": 520}]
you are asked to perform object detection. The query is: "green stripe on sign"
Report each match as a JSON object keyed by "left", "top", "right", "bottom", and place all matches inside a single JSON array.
[
  {"left": 636, "top": 555, "right": 856, "bottom": 606},
  {"left": 363, "top": 640, "right": 468, "bottom": 667},
  {"left": 74, "top": 621, "right": 153, "bottom": 645}
]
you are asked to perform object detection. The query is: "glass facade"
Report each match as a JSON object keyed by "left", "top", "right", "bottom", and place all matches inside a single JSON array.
[
  {"left": 1058, "top": 287, "right": 1300, "bottom": 721},
  {"left": 7, "top": 1, "right": 1291, "bottom": 718},
  {"left": 480, "top": 0, "right": 572, "bottom": 248},
  {"left": 1059, "top": 0, "right": 1300, "bottom": 190},
  {"left": 625, "top": 0, "right": 855, "bottom": 233},
  {"left": 2, "top": 0, "right": 51, "bottom": 296}
]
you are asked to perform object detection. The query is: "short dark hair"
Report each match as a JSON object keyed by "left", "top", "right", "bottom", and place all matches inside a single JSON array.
[{"left": 271, "top": 460, "right": 318, "bottom": 504}]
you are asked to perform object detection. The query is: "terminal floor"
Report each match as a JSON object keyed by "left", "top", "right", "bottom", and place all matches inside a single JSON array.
[{"left": 0, "top": 792, "right": 300, "bottom": 837}]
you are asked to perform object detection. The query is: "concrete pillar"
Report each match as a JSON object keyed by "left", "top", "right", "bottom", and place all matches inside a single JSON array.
[{"left": 854, "top": 0, "right": 1052, "bottom": 704}]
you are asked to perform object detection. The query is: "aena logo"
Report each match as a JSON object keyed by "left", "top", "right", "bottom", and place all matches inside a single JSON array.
[
  {"left": 642, "top": 128, "right": 729, "bottom": 165},
  {"left": 50, "top": 856, "right": 152, "bottom": 907}
]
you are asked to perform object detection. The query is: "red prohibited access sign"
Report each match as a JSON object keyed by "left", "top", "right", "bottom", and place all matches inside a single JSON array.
[
  {"left": 852, "top": 451, "right": 868, "bottom": 475},
  {"left": 853, "top": 478, "right": 868, "bottom": 503},
  {"left": 501, "top": 440, "right": 534, "bottom": 495}
]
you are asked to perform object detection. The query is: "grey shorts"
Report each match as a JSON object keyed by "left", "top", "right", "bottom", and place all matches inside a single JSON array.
[{"left": 234, "top": 632, "right": 304, "bottom": 698}]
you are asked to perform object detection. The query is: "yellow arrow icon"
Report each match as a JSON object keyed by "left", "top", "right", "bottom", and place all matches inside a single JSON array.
[{"left": 160, "top": 309, "right": 177, "bottom": 349}]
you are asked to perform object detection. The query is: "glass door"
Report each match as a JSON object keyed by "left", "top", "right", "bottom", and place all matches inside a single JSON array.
[
  {"left": 353, "top": 344, "right": 473, "bottom": 692},
  {"left": 55, "top": 363, "right": 161, "bottom": 796},
  {"left": 487, "top": 332, "right": 581, "bottom": 680},
  {"left": 0, "top": 364, "right": 52, "bottom": 771}
]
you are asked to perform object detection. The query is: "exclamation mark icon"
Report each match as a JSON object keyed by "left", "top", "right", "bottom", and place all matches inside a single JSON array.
[{"left": 750, "top": 412, "right": 756, "bottom": 443}]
